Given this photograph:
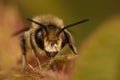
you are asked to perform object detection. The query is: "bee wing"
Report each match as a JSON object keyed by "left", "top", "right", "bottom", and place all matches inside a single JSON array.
[
  {"left": 64, "top": 31, "right": 77, "bottom": 54},
  {"left": 12, "top": 27, "right": 29, "bottom": 36}
]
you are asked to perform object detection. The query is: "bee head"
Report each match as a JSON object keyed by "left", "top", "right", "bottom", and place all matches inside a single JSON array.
[
  {"left": 28, "top": 18, "right": 63, "bottom": 57},
  {"left": 28, "top": 15, "right": 89, "bottom": 57}
]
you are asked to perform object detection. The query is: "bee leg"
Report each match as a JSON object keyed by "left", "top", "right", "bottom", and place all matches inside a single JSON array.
[
  {"left": 50, "top": 58, "right": 58, "bottom": 71},
  {"left": 49, "top": 58, "right": 55, "bottom": 66},
  {"left": 64, "top": 31, "right": 77, "bottom": 54},
  {"left": 46, "top": 58, "right": 55, "bottom": 70},
  {"left": 30, "top": 34, "right": 41, "bottom": 70},
  {"left": 33, "top": 50, "right": 41, "bottom": 70},
  {"left": 20, "top": 36, "right": 27, "bottom": 71}
]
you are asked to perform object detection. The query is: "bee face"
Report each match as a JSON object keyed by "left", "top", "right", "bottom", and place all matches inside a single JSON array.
[
  {"left": 44, "top": 25, "right": 63, "bottom": 57},
  {"left": 25, "top": 15, "right": 88, "bottom": 58},
  {"left": 35, "top": 24, "right": 63, "bottom": 57}
]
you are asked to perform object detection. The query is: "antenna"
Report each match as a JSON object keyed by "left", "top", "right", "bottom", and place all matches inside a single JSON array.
[
  {"left": 56, "top": 19, "right": 89, "bottom": 35},
  {"left": 27, "top": 18, "right": 49, "bottom": 35}
]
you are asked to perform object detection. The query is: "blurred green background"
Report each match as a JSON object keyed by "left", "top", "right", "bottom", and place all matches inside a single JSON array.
[
  {"left": 2, "top": 0, "right": 120, "bottom": 47},
  {"left": 0, "top": 0, "right": 120, "bottom": 80}
]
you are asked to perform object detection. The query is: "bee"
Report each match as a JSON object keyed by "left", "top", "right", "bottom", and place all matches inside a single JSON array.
[{"left": 13, "top": 15, "right": 88, "bottom": 69}]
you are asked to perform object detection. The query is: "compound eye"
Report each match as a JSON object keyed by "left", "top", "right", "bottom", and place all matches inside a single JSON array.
[
  {"left": 35, "top": 29, "right": 44, "bottom": 50},
  {"left": 37, "top": 30, "right": 42, "bottom": 39},
  {"left": 61, "top": 32, "right": 67, "bottom": 48}
]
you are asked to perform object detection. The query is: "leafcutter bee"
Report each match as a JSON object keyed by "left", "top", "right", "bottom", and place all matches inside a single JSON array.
[{"left": 13, "top": 15, "right": 88, "bottom": 69}]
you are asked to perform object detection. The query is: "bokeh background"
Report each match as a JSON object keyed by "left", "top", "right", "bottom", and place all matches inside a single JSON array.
[{"left": 0, "top": 0, "right": 120, "bottom": 80}]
